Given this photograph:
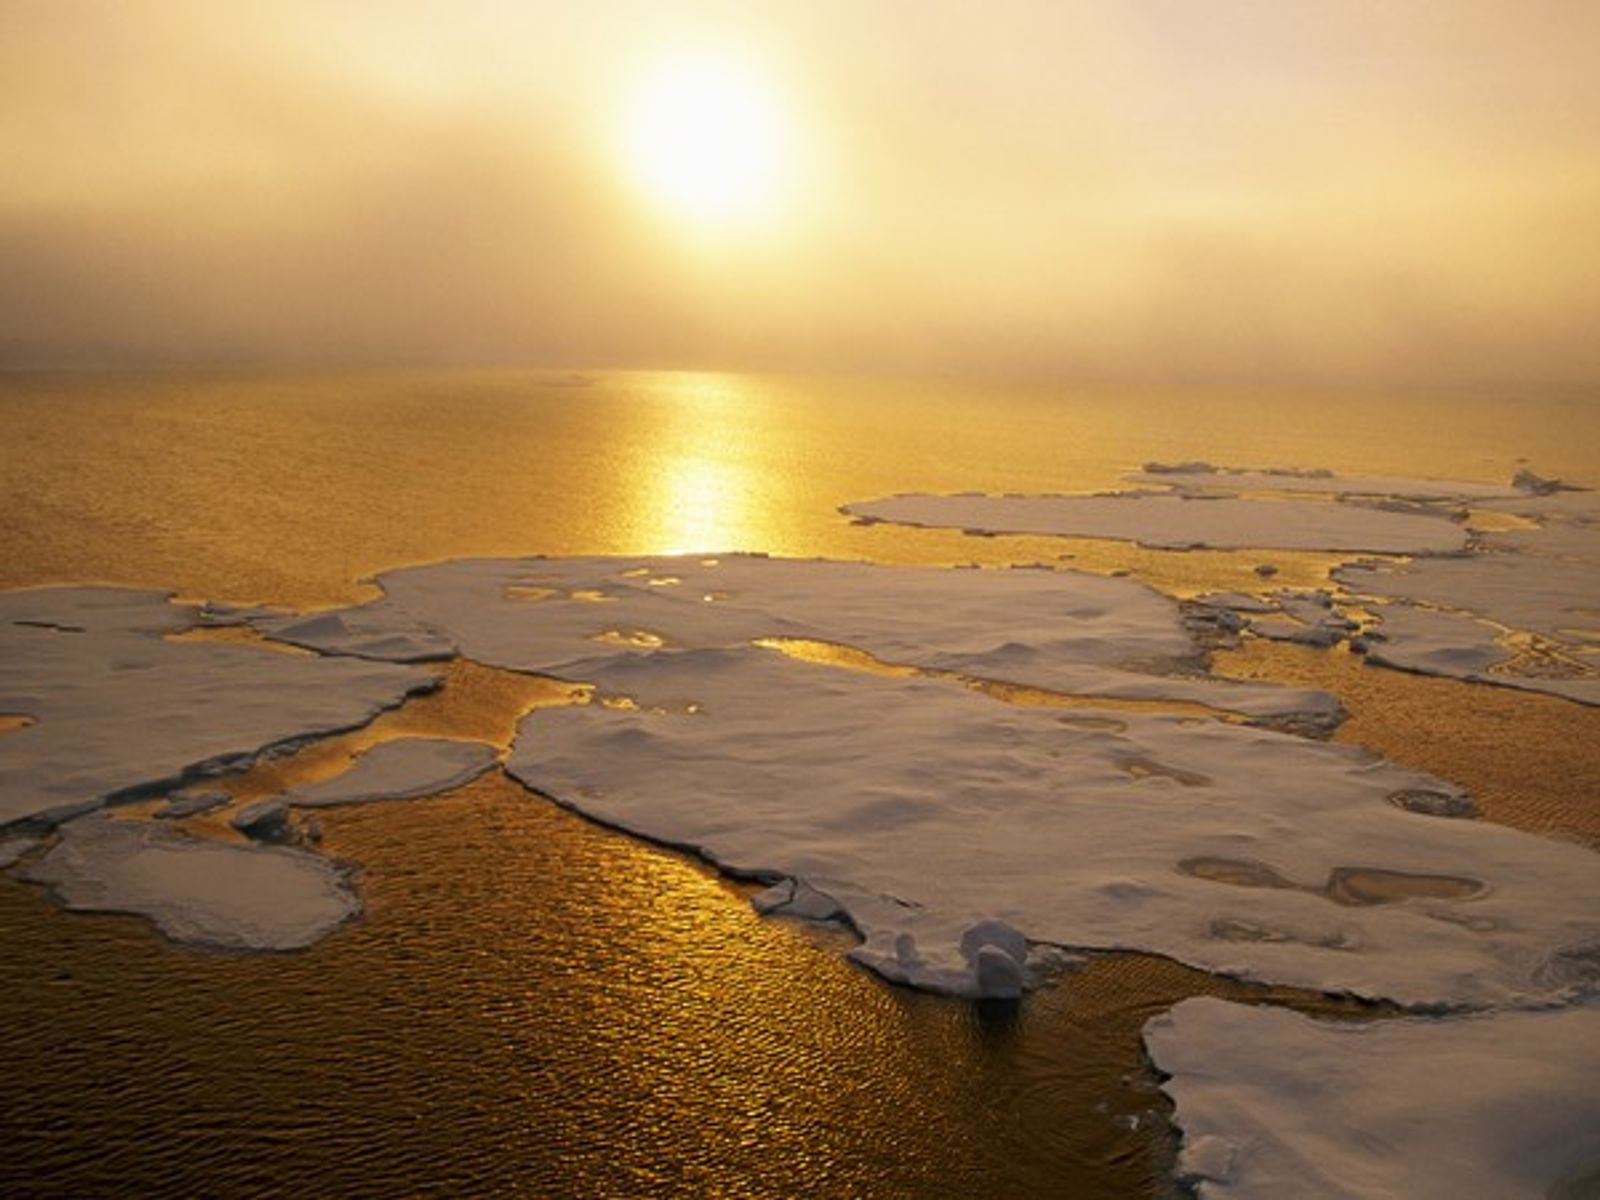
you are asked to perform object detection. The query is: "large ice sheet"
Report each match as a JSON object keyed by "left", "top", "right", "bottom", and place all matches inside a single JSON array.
[
  {"left": 506, "top": 647, "right": 1600, "bottom": 1006},
  {"left": 0, "top": 588, "right": 434, "bottom": 829},
  {"left": 280, "top": 737, "right": 498, "bottom": 808},
  {"left": 248, "top": 556, "right": 1338, "bottom": 725},
  {"left": 22, "top": 815, "right": 359, "bottom": 950},
  {"left": 1144, "top": 997, "right": 1600, "bottom": 1200},
  {"left": 842, "top": 493, "right": 1467, "bottom": 553}
]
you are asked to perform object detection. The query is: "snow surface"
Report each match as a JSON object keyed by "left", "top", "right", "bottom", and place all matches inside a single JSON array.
[
  {"left": 1144, "top": 997, "right": 1600, "bottom": 1200},
  {"left": 0, "top": 588, "right": 434, "bottom": 829},
  {"left": 22, "top": 815, "right": 359, "bottom": 950},
  {"left": 1337, "top": 506, "right": 1600, "bottom": 704},
  {"left": 506, "top": 646, "right": 1600, "bottom": 1006},
  {"left": 278, "top": 738, "right": 498, "bottom": 808},
  {"left": 842, "top": 492, "right": 1467, "bottom": 553},
  {"left": 155, "top": 789, "right": 230, "bottom": 819},
  {"left": 1130, "top": 462, "right": 1520, "bottom": 500},
  {"left": 247, "top": 556, "right": 1340, "bottom": 726},
  {"left": 0, "top": 835, "right": 39, "bottom": 868}
]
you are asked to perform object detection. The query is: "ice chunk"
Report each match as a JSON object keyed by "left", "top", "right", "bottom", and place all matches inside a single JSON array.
[
  {"left": 279, "top": 738, "right": 498, "bottom": 808},
  {"left": 0, "top": 587, "right": 433, "bottom": 829},
  {"left": 507, "top": 647, "right": 1600, "bottom": 1007},
  {"left": 1144, "top": 997, "right": 1600, "bottom": 1200},
  {"left": 231, "top": 798, "right": 291, "bottom": 843},
  {"left": 841, "top": 492, "right": 1467, "bottom": 553},
  {"left": 962, "top": 920, "right": 1028, "bottom": 999},
  {"left": 155, "top": 789, "right": 230, "bottom": 819},
  {"left": 22, "top": 815, "right": 359, "bottom": 950},
  {"left": 751, "top": 878, "right": 846, "bottom": 922}
]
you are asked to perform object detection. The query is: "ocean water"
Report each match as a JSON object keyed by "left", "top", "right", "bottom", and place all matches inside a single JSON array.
[{"left": 1, "top": 368, "right": 1597, "bottom": 1196}]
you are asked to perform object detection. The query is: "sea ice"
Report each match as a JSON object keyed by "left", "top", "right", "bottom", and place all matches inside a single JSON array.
[
  {"left": 841, "top": 492, "right": 1467, "bottom": 553},
  {"left": 0, "top": 835, "right": 39, "bottom": 868},
  {"left": 254, "top": 606, "right": 456, "bottom": 662},
  {"left": 1130, "top": 462, "right": 1520, "bottom": 500},
  {"left": 1144, "top": 996, "right": 1600, "bottom": 1200},
  {"left": 155, "top": 788, "right": 230, "bottom": 819},
  {"left": 231, "top": 798, "right": 292, "bottom": 842},
  {"left": 507, "top": 646, "right": 1600, "bottom": 1006},
  {"left": 277, "top": 737, "right": 498, "bottom": 808},
  {"left": 1338, "top": 520, "right": 1600, "bottom": 704},
  {"left": 22, "top": 815, "right": 359, "bottom": 950},
  {"left": 0, "top": 587, "right": 433, "bottom": 829},
  {"left": 247, "top": 556, "right": 1340, "bottom": 726}
]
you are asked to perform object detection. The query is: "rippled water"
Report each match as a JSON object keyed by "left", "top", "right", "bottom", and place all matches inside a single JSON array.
[{"left": 2, "top": 368, "right": 1597, "bottom": 1196}]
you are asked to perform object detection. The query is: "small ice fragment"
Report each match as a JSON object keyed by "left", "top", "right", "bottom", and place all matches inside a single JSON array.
[
  {"left": 751, "top": 878, "right": 844, "bottom": 922},
  {"left": 1512, "top": 468, "right": 1566, "bottom": 495},
  {"left": 231, "top": 798, "right": 291, "bottom": 842},
  {"left": 280, "top": 738, "right": 498, "bottom": 808},
  {"left": 156, "top": 789, "right": 229, "bottom": 819},
  {"left": 961, "top": 919, "right": 1027, "bottom": 999},
  {"left": 1388, "top": 789, "right": 1478, "bottom": 819},
  {"left": 1181, "top": 1134, "right": 1238, "bottom": 1184}
]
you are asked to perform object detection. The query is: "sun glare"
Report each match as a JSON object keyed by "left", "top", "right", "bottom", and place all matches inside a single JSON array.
[{"left": 624, "top": 54, "right": 788, "bottom": 228}]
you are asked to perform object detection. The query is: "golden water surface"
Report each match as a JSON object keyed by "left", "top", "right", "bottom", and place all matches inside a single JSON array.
[{"left": 2, "top": 368, "right": 1597, "bottom": 1197}]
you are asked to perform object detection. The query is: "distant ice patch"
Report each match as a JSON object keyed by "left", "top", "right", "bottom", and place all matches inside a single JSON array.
[
  {"left": 1144, "top": 996, "right": 1600, "bottom": 1200},
  {"left": 1131, "top": 461, "right": 1521, "bottom": 501},
  {"left": 842, "top": 492, "right": 1467, "bottom": 554},
  {"left": 22, "top": 815, "right": 358, "bottom": 950}
]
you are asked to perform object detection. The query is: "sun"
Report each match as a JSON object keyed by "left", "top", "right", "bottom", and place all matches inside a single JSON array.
[{"left": 623, "top": 54, "right": 789, "bottom": 228}]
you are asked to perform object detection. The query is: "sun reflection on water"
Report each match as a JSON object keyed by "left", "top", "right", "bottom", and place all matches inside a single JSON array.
[{"left": 635, "top": 373, "right": 768, "bottom": 555}]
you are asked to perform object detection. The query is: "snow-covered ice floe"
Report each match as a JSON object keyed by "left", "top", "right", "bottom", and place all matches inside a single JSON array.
[
  {"left": 1130, "top": 461, "right": 1524, "bottom": 501},
  {"left": 1144, "top": 996, "right": 1600, "bottom": 1200},
  {"left": 506, "top": 646, "right": 1600, "bottom": 1006},
  {"left": 277, "top": 738, "right": 499, "bottom": 808},
  {"left": 5, "top": 555, "right": 1596, "bottom": 993},
  {"left": 850, "top": 464, "right": 1599, "bottom": 705},
  {"left": 842, "top": 492, "right": 1467, "bottom": 554},
  {"left": 0, "top": 587, "right": 433, "bottom": 829},
  {"left": 21, "top": 814, "right": 358, "bottom": 950},
  {"left": 244, "top": 555, "right": 1340, "bottom": 727},
  {"left": 1335, "top": 503, "right": 1600, "bottom": 705}
]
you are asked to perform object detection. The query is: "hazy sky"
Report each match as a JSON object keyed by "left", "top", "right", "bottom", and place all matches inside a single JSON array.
[{"left": 2, "top": 0, "right": 1597, "bottom": 385}]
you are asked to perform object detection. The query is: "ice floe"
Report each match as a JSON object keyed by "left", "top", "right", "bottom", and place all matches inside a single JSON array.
[
  {"left": 1132, "top": 461, "right": 1521, "bottom": 500},
  {"left": 277, "top": 738, "right": 498, "bottom": 808},
  {"left": 155, "top": 788, "right": 230, "bottom": 820},
  {"left": 0, "top": 835, "right": 40, "bottom": 868},
  {"left": 507, "top": 646, "right": 1600, "bottom": 1006},
  {"left": 842, "top": 493, "right": 1468, "bottom": 553},
  {"left": 245, "top": 556, "right": 1339, "bottom": 727},
  {"left": 0, "top": 588, "right": 434, "bottom": 829},
  {"left": 1336, "top": 503, "right": 1600, "bottom": 704},
  {"left": 1144, "top": 996, "right": 1600, "bottom": 1200},
  {"left": 21, "top": 814, "right": 359, "bottom": 950}
]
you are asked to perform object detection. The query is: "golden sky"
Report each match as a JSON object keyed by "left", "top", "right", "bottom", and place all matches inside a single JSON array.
[{"left": 2, "top": 0, "right": 1597, "bottom": 385}]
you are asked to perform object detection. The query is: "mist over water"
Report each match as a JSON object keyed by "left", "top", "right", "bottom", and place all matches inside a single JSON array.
[{"left": 3, "top": 2, "right": 1598, "bottom": 385}]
